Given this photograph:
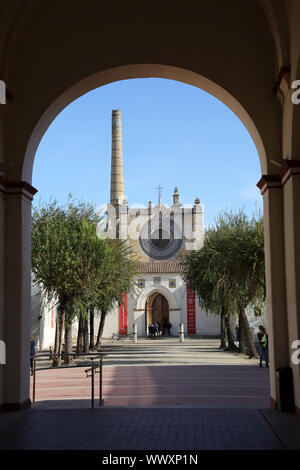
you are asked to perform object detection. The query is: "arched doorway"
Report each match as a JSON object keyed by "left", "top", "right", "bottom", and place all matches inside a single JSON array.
[{"left": 145, "top": 292, "right": 169, "bottom": 333}]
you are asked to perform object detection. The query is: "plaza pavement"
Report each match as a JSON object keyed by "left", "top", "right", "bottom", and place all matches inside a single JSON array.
[
  {"left": 30, "top": 338, "right": 270, "bottom": 408},
  {"left": 0, "top": 337, "right": 299, "bottom": 450}
]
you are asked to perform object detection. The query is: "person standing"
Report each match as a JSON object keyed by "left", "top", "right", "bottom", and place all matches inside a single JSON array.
[
  {"left": 166, "top": 321, "right": 172, "bottom": 336},
  {"left": 257, "top": 325, "right": 269, "bottom": 368},
  {"left": 162, "top": 318, "right": 168, "bottom": 336},
  {"left": 148, "top": 324, "right": 156, "bottom": 340}
]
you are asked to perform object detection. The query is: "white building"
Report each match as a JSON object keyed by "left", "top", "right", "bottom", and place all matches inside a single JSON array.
[
  {"left": 32, "top": 110, "right": 220, "bottom": 348},
  {"left": 99, "top": 109, "right": 220, "bottom": 338}
]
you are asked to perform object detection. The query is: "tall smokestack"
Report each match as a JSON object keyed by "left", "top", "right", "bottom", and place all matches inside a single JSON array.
[{"left": 110, "top": 109, "right": 124, "bottom": 205}]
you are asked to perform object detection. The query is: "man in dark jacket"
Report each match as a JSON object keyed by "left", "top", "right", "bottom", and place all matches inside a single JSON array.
[
  {"left": 257, "top": 325, "right": 269, "bottom": 368},
  {"left": 166, "top": 321, "right": 172, "bottom": 336},
  {"left": 148, "top": 324, "right": 156, "bottom": 340}
]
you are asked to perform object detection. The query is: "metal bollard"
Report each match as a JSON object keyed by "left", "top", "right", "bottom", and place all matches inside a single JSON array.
[
  {"left": 33, "top": 358, "right": 36, "bottom": 402},
  {"left": 179, "top": 323, "right": 185, "bottom": 342},
  {"left": 91, "top": 359, "right": 95, "bottom": 409},
  {"left": 85, "top": 359, "right": 96, "bottom": 409},
  {"left": 98, "top": 357, "right": 104, "bottom": 406},
  {"left": 133, "top": 323, "right": 138, "bottom": 343}
]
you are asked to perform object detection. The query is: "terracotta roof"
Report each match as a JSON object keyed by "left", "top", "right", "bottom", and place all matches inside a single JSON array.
[{"left": 136, "top": 261, "right": 183, "bottom": 273}]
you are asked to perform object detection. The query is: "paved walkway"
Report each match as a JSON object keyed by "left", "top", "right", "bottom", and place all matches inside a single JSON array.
[
  {"left": 1, "top": 338, "right": 300, "bottom": 450},
  {"left": 30, "top": 338, "right": 270, "bottom": 408},
  {"left": 99, "top": 337, "right": 261, "bottom": 366},
  {"left": 0, "top": 408, "right": 284, "bottom": 450}
]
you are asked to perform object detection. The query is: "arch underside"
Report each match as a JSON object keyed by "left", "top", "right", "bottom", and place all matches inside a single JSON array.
[
  {"left": 136, "top": 285, "right": 178, "bottom": 311},
  {"left": 0, "top": 1, "right": 287, "bottom": 182},
  {"left": 1, "top": 0, "right": 300, "bottom": 413},
  {"left": 23, "top": 64, "right": 269, "bottom": 181}
]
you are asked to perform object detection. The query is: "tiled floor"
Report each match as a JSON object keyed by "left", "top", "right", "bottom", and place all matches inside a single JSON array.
[
  {"left": 1, "top": 338, "right": 287, "bottom": 451},
  {"left": 0, "top": 408, "right": 284, "bottom": 450}
]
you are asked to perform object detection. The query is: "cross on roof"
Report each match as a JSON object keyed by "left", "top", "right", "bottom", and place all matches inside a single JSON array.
[{"left": 156, "top": 185, "right": 163, "bottom": 205}]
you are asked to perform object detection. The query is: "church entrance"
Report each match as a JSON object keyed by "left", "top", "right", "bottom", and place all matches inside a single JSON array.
[{"left": 145, "top": 292, "right": 169, "bottom": 333}]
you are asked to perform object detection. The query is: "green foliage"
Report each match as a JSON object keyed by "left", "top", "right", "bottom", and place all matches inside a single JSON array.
[
  {"left": 74, "top": 238, "right": 138, "bottom": 317},
  {"left": 180, "top": 208, "right": 265, "bottom": 317},
  {"left": 31, "top": 195, "right": 138, "bottom": 326}
]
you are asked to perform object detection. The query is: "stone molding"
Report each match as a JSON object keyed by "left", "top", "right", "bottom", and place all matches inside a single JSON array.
[
  {"left": 0, "top": 176, "right": 38, "bottom": 201},
  {"left": 279, "top": 160, "right": 300, "bottom": 186},
  {"left": 257, "top": 175, "right": 281, "bottom": 195},
  {"left": 257, "top": 160, "right": 300, "bottom": 195}
]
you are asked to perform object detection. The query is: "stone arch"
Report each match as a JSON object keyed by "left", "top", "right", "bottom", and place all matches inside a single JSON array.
[
  {"left": 136, "top": 284, "right": 178, "bottom": 312},
  {"left": 3, "top": 0, "right": 298, "bottom": 412},
  {"left": 22, "top": 64, "right": 270, "bottom": 181}
]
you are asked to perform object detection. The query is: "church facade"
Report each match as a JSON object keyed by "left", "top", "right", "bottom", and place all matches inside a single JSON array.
[
  {"left": 31, "top": 110, "right": 220, "bottom": 348},
  {"left": 103, "top": 109, "right": 220, "bottom": 338}
]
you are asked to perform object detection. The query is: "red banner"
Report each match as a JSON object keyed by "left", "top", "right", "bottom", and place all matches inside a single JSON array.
[
  {"left": 119, "top": 292, "right": 128, "bottom": 335},
  {"left": 186, "top": 287, "right": 196, "bottom": 334}
]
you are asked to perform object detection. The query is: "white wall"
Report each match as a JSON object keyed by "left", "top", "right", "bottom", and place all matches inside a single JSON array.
[
  {"left": 31, "top": 281, "right": 43, "bottom": 349},
  {"left": 31, "top": 281, "right": 57, "bottom": 350},
  {"left": 196, "top": 306, "right": 221, "bottom": 336},
  {"left": 101, "top": 307, "right": 119, "bottom": 338},
  {"left": 32, "top": 272, "right": 222, "bottom": 346},
  {"left": 70, "top": 307, "right": 119, "bottom": 341}
]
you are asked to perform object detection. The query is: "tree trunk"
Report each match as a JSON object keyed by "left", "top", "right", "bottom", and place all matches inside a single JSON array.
[
  {"left": 76, "top": 316, "right": 84, "bottom": 353},
  {"left": 64, "top": 323, "right": 74, "bottom": 365},
  {"left": 53, "top": 307, "right": 65, "bottom": 366},
  {"left": 89, "top": 307, "right": 95, "bottom": 350},
  {"left": 225, "top": 314, "right": 238, "bottom": 351},
  {"left": 219, "top": 309, "right": 227, "bottom": 349},
  {"left": 53, "top": 319, "right": 59, "bottom": 366},
  {"left": 83, "top": 317, "right": 89, "bottom": 353},
  {"left": 238, "top": 310, "right": 246, "bottom": 354},
  {"left": 95, "top": 311, "right": 107, "bottom": 349},
  {"left": 240, "top": 308, "right": 258, "bottom": 359}
]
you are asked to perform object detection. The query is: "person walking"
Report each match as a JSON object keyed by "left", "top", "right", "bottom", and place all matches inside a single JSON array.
[{"left": 257, "top": 325, "right": 269, "bottom": 368}]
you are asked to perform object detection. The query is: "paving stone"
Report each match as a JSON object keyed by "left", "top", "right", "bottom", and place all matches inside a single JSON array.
[
  {"left": 0, "top": 339, "right": 284, "bottom": 451},
  {"left": 0, "top": 408, "right": 284, "bottom": 450}
]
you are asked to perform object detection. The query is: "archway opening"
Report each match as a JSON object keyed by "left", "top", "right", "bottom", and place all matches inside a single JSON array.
[
  {"left": 25, "top": 68, "right": 270, "bottom": 410},
  {"left": 145, "top": 292, "right": 169, "bottom": 335}
]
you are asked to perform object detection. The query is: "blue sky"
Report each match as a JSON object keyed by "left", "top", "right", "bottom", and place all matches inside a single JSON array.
[{"left": 33, "top": 78, "right": 262, "bottom": 227}]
